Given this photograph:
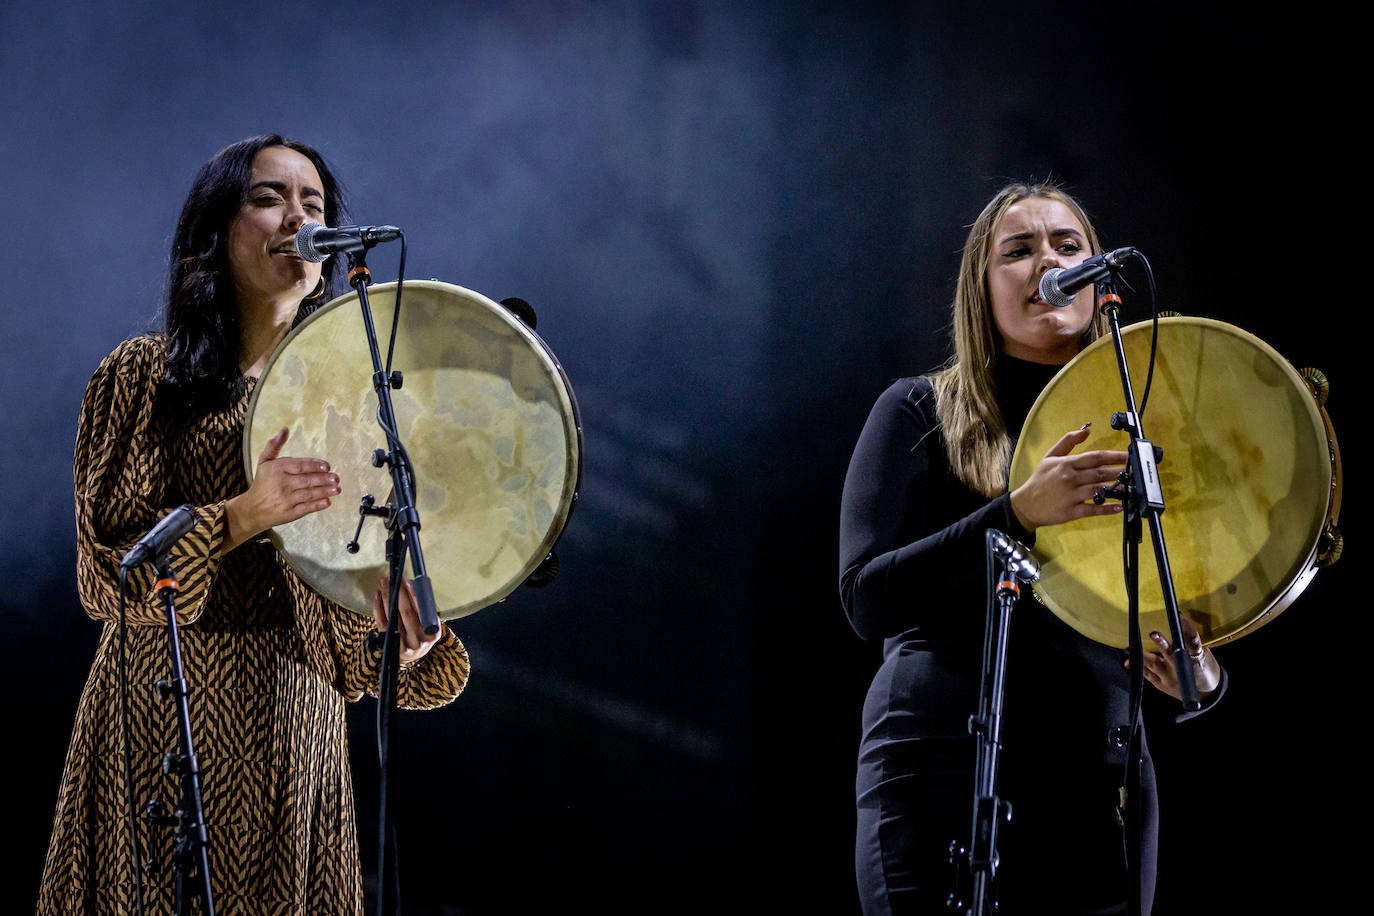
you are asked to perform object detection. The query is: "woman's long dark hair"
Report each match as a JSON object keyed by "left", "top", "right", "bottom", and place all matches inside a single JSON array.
[{"left": 161, "top": 134, "right": 348, "bottom": 413}]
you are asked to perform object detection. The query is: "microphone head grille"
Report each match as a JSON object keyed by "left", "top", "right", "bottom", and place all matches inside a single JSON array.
[
  {"left": 295, "top": 221, "right": 327, "bottom": 262},
  {"left": 1039, "top": 269, "right": 1072, "bottom": 308}
]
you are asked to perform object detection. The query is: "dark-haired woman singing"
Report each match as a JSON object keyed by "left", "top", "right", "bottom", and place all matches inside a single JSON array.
[
  {"left": 38, "top": 135, "right": 470, "bottom": 915},
  {"left": 841, "top": 183, "right": 1223, "bottom": 914}
]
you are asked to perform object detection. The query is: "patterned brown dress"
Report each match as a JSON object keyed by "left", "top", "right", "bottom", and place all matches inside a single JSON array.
[{"left": 38, "top": 337, "right": 470, "bottom": 915}]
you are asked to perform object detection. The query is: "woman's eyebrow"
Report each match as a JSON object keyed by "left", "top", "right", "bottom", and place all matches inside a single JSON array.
[
  {"left": 999, "top": 227, "right": 1084, "bottom": 246},
  {"left": 248, "top": 180, "right": 324, "bottom": 200}
]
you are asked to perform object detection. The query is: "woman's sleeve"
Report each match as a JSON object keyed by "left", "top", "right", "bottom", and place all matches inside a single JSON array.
[
  {"left": 295, "top": 572, "right": 470, "bottom": 710},
  {"left": 74, "top": 338, "right": 230, "bottom": 627},
  {"left": 838, "top": 379, "right": 1032, "bottom": 641}
]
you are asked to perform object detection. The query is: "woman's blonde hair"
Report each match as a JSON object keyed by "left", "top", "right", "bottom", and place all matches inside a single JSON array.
[{"left": 930, "top": 182, "right": 1110, "bottom": 497}]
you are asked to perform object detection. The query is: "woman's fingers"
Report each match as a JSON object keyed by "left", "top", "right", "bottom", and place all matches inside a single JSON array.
[
  {"left": 1068, "top": 449, "right": 1130, "bottom": 468},
  {"left": 1044, "top": 425, "right": 1092, "bottom": 459},
  {"left": 265, "top": 460, "right": 339, "bottom": 523},
  {"left": 257, "top": 426, "right": 290, "bottom": 465},
  {"left": 398, "top": 579, "right": 423, "bottom": 651},
  {"left": 1073, "top": 465, "right": 1126, "bottom": 487},
  {"left": 1070, "top": 500, "right": 1122, "bottom": 520},
  {"left": 372, "top": 581, "right": 387, "bottom": 631},
  {"left": 373, "top": 577, "right": 438, "bottom": 660},
  {"left": 1176, "top": 615, "right": 1205, "bottom": 656}
]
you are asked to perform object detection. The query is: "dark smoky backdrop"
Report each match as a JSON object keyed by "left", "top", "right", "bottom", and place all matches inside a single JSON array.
[{"left": 2, "top": 2, "right": 1353, "bottom": 913}]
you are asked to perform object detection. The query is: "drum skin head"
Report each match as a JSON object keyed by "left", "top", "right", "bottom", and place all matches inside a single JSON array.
[
  {"left": 1008, "top": 317, "right": 1332, "bottom": 648},
  {"left": 244, "top": 280, "right": 581, "bottom": 620}
]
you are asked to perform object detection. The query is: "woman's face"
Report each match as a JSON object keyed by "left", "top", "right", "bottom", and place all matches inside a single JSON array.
[
  {"left": 986, "top": 196, "right": 1095, "bottom": 364},
  {"left": 226, "top": 146, "right": 326, "bottom": 315}
]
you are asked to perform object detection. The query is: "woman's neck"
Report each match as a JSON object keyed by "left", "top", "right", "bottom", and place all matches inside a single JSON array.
[
  {"left": 995, "top": 350, "right": 1063, "bottom": 437},
  {"left": 237, "top": 297, "right": 298, "bottom": 378}
]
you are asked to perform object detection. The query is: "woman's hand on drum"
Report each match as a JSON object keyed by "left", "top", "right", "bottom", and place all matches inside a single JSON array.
[
  {"left": 225, "top": 427, "right": 340, "bottom": 551},
  {"left": 1128, "top": 615, "right": 1223, "bottom": 702},
  {"left": 372, "top": 576, "right": 441, "bottom": 666},
  {"left": 1009, "top": 424, "right": 1127, "bottom": 533}
]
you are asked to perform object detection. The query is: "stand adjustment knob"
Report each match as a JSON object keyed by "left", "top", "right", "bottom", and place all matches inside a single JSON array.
[
  {"left": 372, "top": 449, "right": 390, "bottom": 468},
  {"left": 145, "top": 799, "right": 177, "bottom": 828}
]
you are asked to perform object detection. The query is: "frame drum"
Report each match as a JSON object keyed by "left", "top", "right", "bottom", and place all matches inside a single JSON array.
[
  {"left": 244, "top": 280, "right": 581, "bottom": 620},
  {"left": 1008, "top": 317, "right": 1340, "bottom": 648}
]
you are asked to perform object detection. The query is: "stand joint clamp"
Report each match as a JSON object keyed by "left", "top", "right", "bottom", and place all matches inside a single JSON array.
[
  {"left": 393, "top": 506, "right": 421, "bottom": 530},
  {"left": 155, "top": 677, "right": 188, "bottom": 701},
  {"left": 371, "top": 369, "right": 404, "bottom": 390},
  {"left": 347, "top": 494, "right": 394, "bottom": 553}
]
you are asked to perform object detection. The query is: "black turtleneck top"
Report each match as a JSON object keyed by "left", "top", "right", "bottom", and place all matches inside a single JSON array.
[
  {"left": 841, "top": 355, "right": 1158, "bottom": 910},
  {"left": 839, "top": 354, "right": 1058, "bottom": 648}
]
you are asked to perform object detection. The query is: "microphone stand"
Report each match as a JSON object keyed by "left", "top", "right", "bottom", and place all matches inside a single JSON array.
[
  {"left": 343, "top": 247, "right": 440, "bottom": 916},
  {"left": 148, "top": 556, "right": 216, "bottom": 916},
  {"left": 1091, "top": 270, "right": 1199, "bottom": 916},
  {"left": 948, "top": 530, "right": 1038, "bottom": 915}
]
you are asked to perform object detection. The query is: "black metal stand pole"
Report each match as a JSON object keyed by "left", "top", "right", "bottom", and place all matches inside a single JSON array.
[
  {"left": 1122, "top": 511, "right": 1145, "bottom": 916},
  {"left": 153, "top": 557, "right": 216, "bottom": 916},
  {"left": 343, "top": 248, "right": 440, "bottom": 916},
  {"left": 949, "top": 530, "right": 1039, "bottom": 915},
  {"left": 1094, "top": 271, "right": 1198, "bottom": 916},
  {"left": 375, "top": 530, "right": 406, "bottom": 916},
  {"left": 1097, "top": 276, "right": 1198, "bottom": 709},
  {"left": 346, "top": 252, "right": 441, "bottom": 636}
]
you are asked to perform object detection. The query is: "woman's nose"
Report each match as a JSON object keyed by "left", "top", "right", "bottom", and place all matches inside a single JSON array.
[{"left": 283, "top": 200, "right": 307, "bottom": 230}]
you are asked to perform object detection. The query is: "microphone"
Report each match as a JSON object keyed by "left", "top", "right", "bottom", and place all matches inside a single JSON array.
[
  {"left": 1038, "top": 246, "right": 1137, "bottom": 308},
  {"left": 120, "top": 505, "right": 199, "bottom": 569},
  {"left": 294, "top": 222, "right": 402, "bottom": 263},
  {"left": 988, "top": 529, "right": 1040, "bottom": 583}
]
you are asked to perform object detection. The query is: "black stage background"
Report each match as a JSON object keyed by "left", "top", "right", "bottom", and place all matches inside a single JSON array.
[{"left": 2, "top": 2, "right": 1354, "bottom": 912}]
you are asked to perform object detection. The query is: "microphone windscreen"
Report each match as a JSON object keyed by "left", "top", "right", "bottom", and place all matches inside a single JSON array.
[
  {"left": 1039, "top": 269, "right": 1073, "bottom": 308},
  {"left": 294, "top": 221, "right": 329, "bottom": 263}
]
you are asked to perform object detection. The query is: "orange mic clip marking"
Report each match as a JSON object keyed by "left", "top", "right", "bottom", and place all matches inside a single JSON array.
[{"left": 155, "top": 577, "right": 179, "bottom": 592}]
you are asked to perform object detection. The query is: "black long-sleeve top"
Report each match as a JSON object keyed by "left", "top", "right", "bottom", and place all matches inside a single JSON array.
[{"left": 839, "top": 358, "right": 1049, "bottom": 647}]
